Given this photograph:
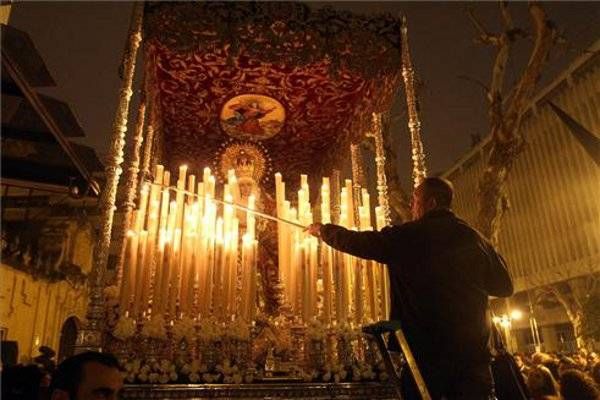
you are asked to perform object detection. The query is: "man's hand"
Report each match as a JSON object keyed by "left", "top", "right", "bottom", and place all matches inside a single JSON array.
[{"left": 305, "top": 223, "right": 323, "bottom": 238}]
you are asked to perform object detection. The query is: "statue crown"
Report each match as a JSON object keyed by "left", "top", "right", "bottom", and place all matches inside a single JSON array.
[{"left": 235, "top": 153, "right": 255, "bottom": 179}]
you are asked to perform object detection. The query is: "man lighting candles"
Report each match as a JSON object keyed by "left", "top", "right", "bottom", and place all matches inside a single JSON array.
[{"left": 306, "top": 177, "right": 514, "bottom": 400}]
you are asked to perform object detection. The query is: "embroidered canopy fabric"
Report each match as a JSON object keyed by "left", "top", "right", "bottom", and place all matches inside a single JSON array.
[{"left": 144, "top": 2, "right": 404, "bottom": 192}]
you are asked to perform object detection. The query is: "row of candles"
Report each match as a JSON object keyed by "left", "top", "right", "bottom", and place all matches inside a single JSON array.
[
  {"left": 118, "top": 163, "right": 391, "bottom": 328},
  {"left": 118, "top": 164, "right": 258, "bottom": 323},
  {"left": 275, "top": 174, "right": 390, "bottom": 326}
]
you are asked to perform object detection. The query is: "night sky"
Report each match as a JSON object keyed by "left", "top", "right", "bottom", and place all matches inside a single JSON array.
[{"left": 8, "top": 1, "right": 600, "bottom": 189}]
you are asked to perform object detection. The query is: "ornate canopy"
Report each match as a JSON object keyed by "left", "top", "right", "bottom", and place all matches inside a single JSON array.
[{"left": 144, "top": 2, "right": 404, "bottom": 192}]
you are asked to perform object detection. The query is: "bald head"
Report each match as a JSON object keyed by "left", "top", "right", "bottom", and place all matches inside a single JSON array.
[{"left": 411, "top": 177, "right": 454, "bottom": 220}]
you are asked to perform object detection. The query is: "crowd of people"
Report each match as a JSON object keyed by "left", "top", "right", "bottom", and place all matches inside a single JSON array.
[{"left": 515, "top": 349, "right": 600, "bottom": 400}]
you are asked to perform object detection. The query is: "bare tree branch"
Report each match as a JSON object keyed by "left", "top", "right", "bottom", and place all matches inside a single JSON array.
[
  {"left": 475, "top": 2, "right": 555, "bottom": 244},
  {"left": 466, "top": 6, "right": 501, "bottom": 46},
  {"left": 458, "top": 75, "right": 490, "bottom": 95},
  {"left": 506, "top": 3, "right": 556, "bottom": 120},
  {"left": 500, "top": 1, "right": 514, "bottom": 31}
]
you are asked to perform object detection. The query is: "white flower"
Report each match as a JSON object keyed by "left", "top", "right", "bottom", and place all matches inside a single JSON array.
[
  {"left": 228, "top": 319, "right": 250, "bottom": 340},
  {"left": 113, "top": 316, "right": 136, "bottom": 340},
  {"left": 189, "top": 360, "right": 201, "bottom": 373},
  {"left": 198, "top": 317, "right": 221, "bottom": 340},
  {"left": 172, "top": 316, "right": 196, "bottom": 340},
  {"left": 180, "top": 364, "right": 190, "bottom": 374},
  {"left": 307, "top": 319, "right": 326, "bottom": 340},
  {"left": 104, "top": 285, "right": 119, "bottom": 305},
  {"left": 149, "top": 372, "right": 159, "bottom": 383},
  {"left": 141, "top": 315, "right": 167, "bottom": 339}
]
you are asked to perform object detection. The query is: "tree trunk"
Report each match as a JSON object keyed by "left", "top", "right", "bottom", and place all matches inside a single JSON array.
[
  {"left": 469, "top": 3, "right": 555, "bottom": 244},
  {"left": 540, "top": 283, "right": 586, "bottom": 348}
]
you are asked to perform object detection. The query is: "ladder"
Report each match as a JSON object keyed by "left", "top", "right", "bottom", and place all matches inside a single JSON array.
[{"left": 363, "top": 320, "right": 432, "bottom": 400}]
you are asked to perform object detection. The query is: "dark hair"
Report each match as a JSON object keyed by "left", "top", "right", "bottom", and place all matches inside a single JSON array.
[
  {"left": 49, "top": 351, "right": 120, "bottom": 398},
  {"left": 527, "top": 365, "right": 560, "bottom": 398},
  {"left": 559, "top": 369, "right": 600, "bottom": 400},
  {"left": 1, "top": 364, "right": 44, "bottom": 400},
  {"left": 420, "top": 177, "right": 454, "bottom": 209}
]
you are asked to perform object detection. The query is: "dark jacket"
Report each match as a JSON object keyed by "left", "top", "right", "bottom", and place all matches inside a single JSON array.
[{"left": 321, "top": 209, "right": 513, "bottom": 365}]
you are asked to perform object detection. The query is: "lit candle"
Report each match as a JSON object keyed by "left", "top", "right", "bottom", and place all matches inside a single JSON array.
[
  {"left": 382, "top": 264, "right": 390, "bottom": 319},
  {"left": 249, "top": 239, "right": 258, "bottom": 322},
  {"left": 203, "top": 167, "right": 211, "bottom": 188},
  {"left": 302, "top": 239, "right": 310, "bottom": 323},
  {"left": 247, "top": 194, "right": 255, "bottom": 239},
  {"left": 228, "top": 218, "right": 239, "bottom": 316},
  {"left": 274, "top": 173, "right": 285, "bottom": 289},
  {"left": 187, "top": 174, "right": 196, "bottom": 205},
  {"left": 321, "top": 243, "right": 334, "bottom": 325},
  {"left": 367, "top": 261, "right": 379, "bottom": 321},
  {"left": 345, "top": 179, "right": 354, "bottom": 228},
  {"left": 361, "top": 188, "right": 371, "bottom": 224},
  {"left": 119, "top": 230, "right": 137, "bottom": 314},
  {"left": 133, "top": 230, "right": 148, "bottom": 318},
  {"left": 321, "top": 178, "right": 331, "bottom": 224},
  {"left": 135, "top": 184, "right": 150, "bottom": 232},
  {"left": 179, "top": 207, "right": 193, "bottom": 314},
  {"left": 240, "top": 233, "right": 251, "bottom": 320},
  {"left": 160, "top": 201, "right": 178, "bottom": 307},
  {"left": 309, "top": 237, "right": 318, "bottom": 321},
  {"left": 152, "top": 188, "right": 170, "bottom": 314},
  {"left": 214, "top": 217, "right": 224, "bottom": 318},
  {"left": 208, "top": 175, "right": 215, "bottom": 199},
  {"left": 143, "top": 178, "right": 162, "bottom": 313},
  {"left": 169, "top": 228, "right": 182, "bottom": 316},
  {"left": 354, "top": 258, "right": 364, "bottom": 324}
]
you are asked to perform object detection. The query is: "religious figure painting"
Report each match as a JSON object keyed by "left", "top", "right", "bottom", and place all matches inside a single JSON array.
[{"left": 220, "top": 94, "right": 285, "bottom": 141}]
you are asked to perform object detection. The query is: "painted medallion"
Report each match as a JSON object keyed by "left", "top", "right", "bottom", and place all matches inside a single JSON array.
[{"left": 220, "top": 94, "right": 285, "bottom": 141}]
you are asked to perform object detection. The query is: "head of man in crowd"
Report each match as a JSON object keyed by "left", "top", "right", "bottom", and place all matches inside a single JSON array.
[
  {"left": 50, "top": 351, "right": 123, "bottom": 400},
  {"left": 411, "top": 177, "right": 454, "bottom": 220}
]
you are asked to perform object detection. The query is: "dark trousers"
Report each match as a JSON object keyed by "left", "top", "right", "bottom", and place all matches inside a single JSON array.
[{"left": 400, "top": 358, "right": 493, "bottom": 400}]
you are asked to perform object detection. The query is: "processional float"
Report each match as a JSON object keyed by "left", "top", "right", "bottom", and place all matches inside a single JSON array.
[{"left": 77, "top": 2, "right": 427, "bottom": 397}]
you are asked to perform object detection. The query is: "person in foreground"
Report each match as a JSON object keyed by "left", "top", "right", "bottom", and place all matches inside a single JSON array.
[
  {"left": 306, "top": 177, "right": 514, "bottom": 399},
  {"left": 49, "top": 351, "right": 123, "bottom": 400}
]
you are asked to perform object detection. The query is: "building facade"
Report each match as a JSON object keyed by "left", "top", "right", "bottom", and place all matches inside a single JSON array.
[
  {"left": 443, "top": 40, "right": 600, "bottom": 352},
  {"left": 1, "top": 23, "right": 102, "bottom": 364}
]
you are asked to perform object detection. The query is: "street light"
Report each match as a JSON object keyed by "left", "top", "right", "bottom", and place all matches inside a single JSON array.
[
  {"left": 511, "top": 309, "right": 523, "bottom": 321},
  {"left": 492, "top": 309, "right": 523, "bottom": 353}
]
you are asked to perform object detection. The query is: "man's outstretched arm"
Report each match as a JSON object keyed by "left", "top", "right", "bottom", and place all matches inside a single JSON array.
[{"left": 306, "top": 223, "right": 395, "bottom": 264}]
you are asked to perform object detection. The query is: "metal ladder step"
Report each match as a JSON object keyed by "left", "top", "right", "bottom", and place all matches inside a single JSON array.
[{"left": 363, "top": 321, "right": 432, "bottom": 400}]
